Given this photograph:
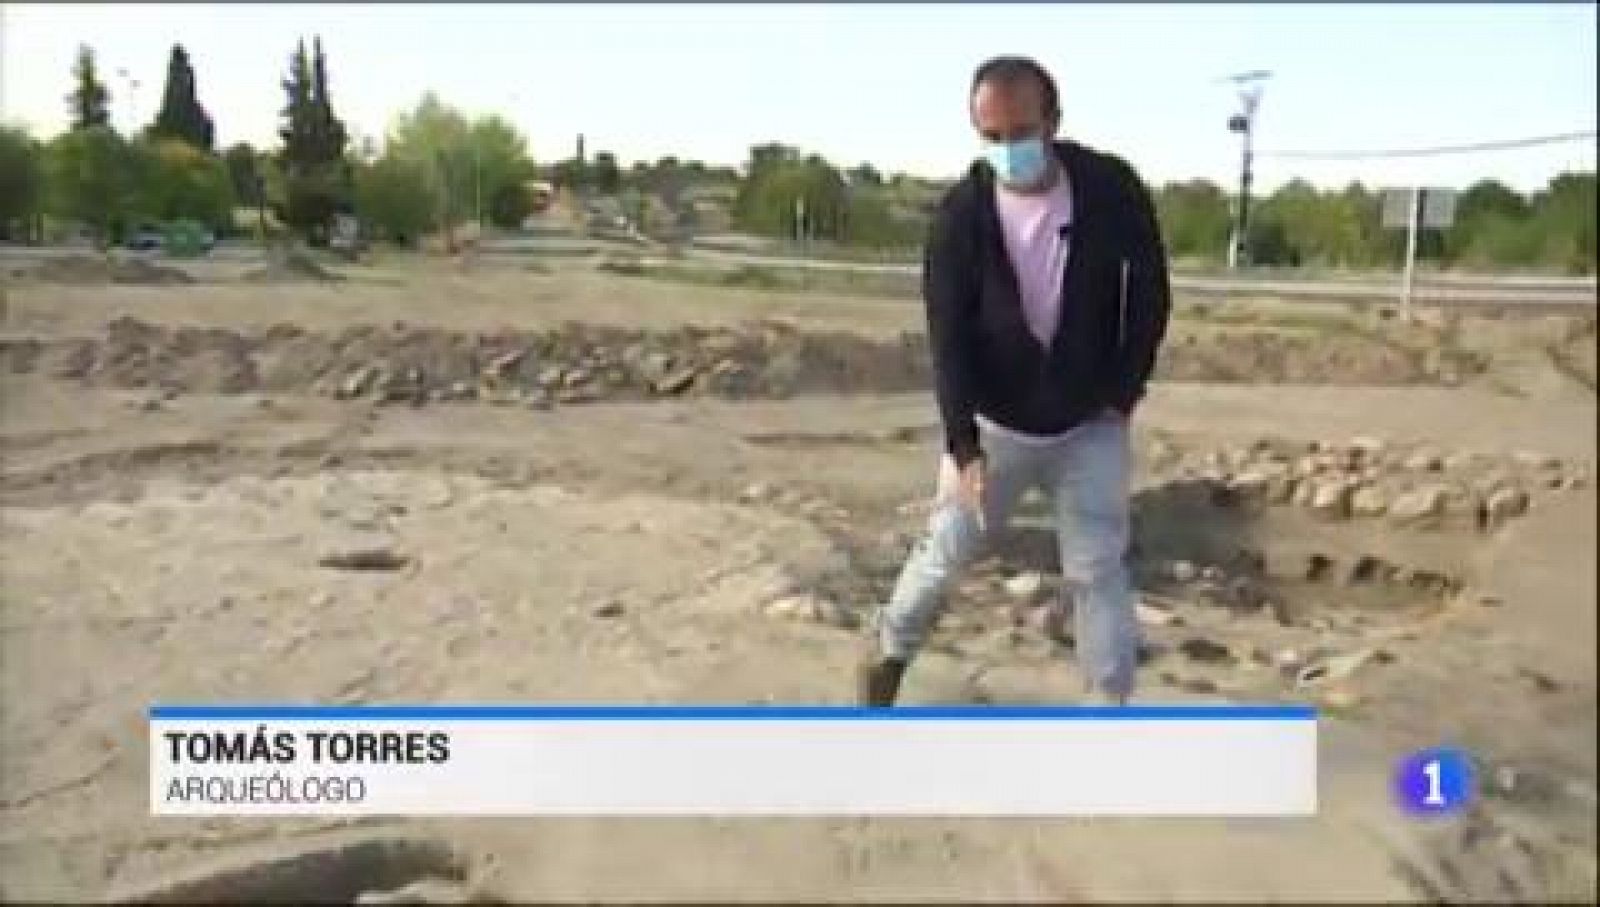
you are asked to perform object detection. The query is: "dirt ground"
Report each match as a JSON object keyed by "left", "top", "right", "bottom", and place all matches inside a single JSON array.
[{"left": 1, "top": 253, "right": 1596, "bottom": 903}]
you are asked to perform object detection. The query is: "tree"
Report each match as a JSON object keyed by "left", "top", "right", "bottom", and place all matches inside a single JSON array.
[
  {"left": 130, "top": 138, "right": 235, "bottom": 232},
  {"left": 355, "top": 153, "right": 437, "bottom": 244},
  {"left": 1529, "top": 172, "right": 1596, "bottom": 275},
  {"left": 277, "top": 37, "right": 351, "bottom": 241},
  {"left": 376, "top": 93, "right": 536, "bottom": 236},
  {"left": 552, "top": 158, "right": 588, "bottom": 191},
  {"left": 0, "top": 126, "right": 46, "bottom": 241},
  {"left": 468, "top": 115, "right": 537, "bottom": 217},
  {"left": 848, "top": 163, "right": 884, "bottom": 187},
  {"left": 223, "top": 142, "right": 262, "bottom": 205},
  {"left": 1245, "top": 216, "right": 1299, "bottom": 267},
  {"left": 734, "top": 144, "right": 849, "bottom": 241},
  {"left": 148, "top": 44, "right": 215, "bottom": 151},
  {"left": 488, "top": 181, "right": 533, "bottom": 230},
  {"left": 1155, "top": 180, "right": 1231, "bottom": 261},
  {"left": 591, "top": 151, "right": 621, "bottom": 194},
  {"left": 67, "top": 45, "right": 112, "bottom": 131},
  {"left": 46, "top": 126, "right": 137, "bottom": 243}
]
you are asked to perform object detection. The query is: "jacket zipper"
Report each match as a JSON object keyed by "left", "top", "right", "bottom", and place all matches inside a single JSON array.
[{"left": 1117, "top": 258, "right": 1131, "bottom": 351}]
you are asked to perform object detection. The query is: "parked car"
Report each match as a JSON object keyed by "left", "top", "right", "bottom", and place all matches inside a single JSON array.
[
  {"left": 124, "top": 222, "right": 216, "bottom": 256},
  {"left": 125, "top": 224, "right": 165, "bottom": 251}
]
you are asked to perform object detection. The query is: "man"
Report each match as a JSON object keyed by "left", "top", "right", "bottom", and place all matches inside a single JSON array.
[{"left": 859, "top": 56, "right": 1171, "bottom": 707}]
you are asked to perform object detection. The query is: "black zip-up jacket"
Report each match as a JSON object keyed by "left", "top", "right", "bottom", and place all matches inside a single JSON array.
[{"left": 923, "top": 139, "right": 1171, "bottom": 468}]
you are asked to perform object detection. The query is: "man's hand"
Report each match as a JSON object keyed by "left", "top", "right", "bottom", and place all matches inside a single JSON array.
[{"left": 940, "top": 454, "right": 987, "bottom": 531}]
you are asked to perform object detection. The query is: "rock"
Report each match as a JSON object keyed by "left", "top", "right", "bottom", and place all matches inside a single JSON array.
[
  {"left": 640, "top": 350, "right": 675, "bottom": 380},
  {"left": 814, "top": 598, "right": 862, "bottom": 630},
  {"left": 1292, "top": 456, "right": 1322, "bottom": 480},
  {"left": 762, "top": 593, "right": 854, "bottom": 627},
  {"left": 1291, "top": 478, "right": 1316, "bottom": 508},
  {"left": 1513, "top": 450, "right": 1559, "bottom": 470},
  {"left": 1309, "top": 479, "right": 1353, "bottom": 519},
  {"left": 537, "top": 366, "right": 565, "bottom": 388},
  {"left": 1295, "top": 647, "right": 1385, "bottom": 687},
  {"left": 739, "top": 482, "right": 773, "bottom": 504},
  {"left": 1200, "top": 565, "right": 1225, "bottom": 584},
  {"left": 563, "top": 367, "right": 592, "bottom": 389},
  {"left": 1004, "top": 572, "right": 1046, "bottom": 600},
  {"left": 1345, "top": 554, "right": 1387, "bottom": 585},
  {"left": 1177, "top": 677, "right": 1219, "bottom": 695},
  {"left": 447, "top": 380, "right": 476, "bottom": 401},
  {"left": 1237, "top": 644, "right": 1274, "bottom": 667},
  {"left": 762, "top": 595, "right": 811, "bottom": 620},
  {"left": 337, "top": 365, "right": 381, "bottom": 399},
  {"left": 1389, "top": 483, "right": 1450, "bottom": 526},
  {"left": 1228, "top": 465, "right": 1286, "bottom": 502},
  {"left": 1178, "top": 636, "right": 1235, "bottom": 664},
  {"left": 1349, "top": 436, "right": 1387, "bottom": 460},
  {"left": 1350, "top": 484, "right": 1388, "bottom": 518},
  {"left": 1136, "top": 599, "right": 1179, "bottom": 627},
  {"left": 592, "top": 600, "right": 625, "bottom": 618},
  {"left": 484, "top": 349, "right": 525, "bottom": 378},
  {"left": 1168, "top": 560, "right": 1199, "bottom": 583},
  {"left": 1304, "top": 553, "right": 1336, "bottom": 582},
  {"left": 1027, "top": 604, "right": 1071, "bottom": 643},
  {"left": 310, "top": 592, "right": 334, "bottom": 608},
  {"left": 317, "top": 543, "right": 410, "bottom": 572},
  {"left": 1563, "top": 472, "right": 1588, "bottom": 491},
  {"left": 1146, "top": 439, "right": 1179, "bottom": 468},
  {"left": 653, "top": 366, "right": 698, "bottom": 396},
  {"left": 1517, "top": 666, "right": 1559, "bottom": 693},
  {"left": 1405, "top": 449, "right": 1445, "bottom": 472},
  {"left": 1275, "top": 648, "right": 1305, "bottom": 671},
  {"left": 1483, "top": 486, "right": 1530, "bottom": 528},
  {"left": 1223, "top": 576, "right": 1264, "bottom": 611},
  {"left": 1317, "top": 685, "right": 1364, "bottom": 710}
]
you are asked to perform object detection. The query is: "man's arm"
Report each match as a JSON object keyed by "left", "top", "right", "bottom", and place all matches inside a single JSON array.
[
  {"left": 1108, "top": 163, "right": 1172, "bottom": 415},
  {"left": 923, "top": 196, "right": 983, "bottom": 468}
]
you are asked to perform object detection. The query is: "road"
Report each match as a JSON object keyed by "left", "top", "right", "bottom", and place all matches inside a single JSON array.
[
  {"left": 668, "top": 244, "right": 1598, "bottom": 310},
  {"left": 4, "top": 240, "right": 1594, "bottom": 310}
]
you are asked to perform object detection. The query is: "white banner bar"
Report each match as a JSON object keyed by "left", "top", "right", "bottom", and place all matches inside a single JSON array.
[{"left": 150, "top": 705, "right": 1317, "bottom": 817}]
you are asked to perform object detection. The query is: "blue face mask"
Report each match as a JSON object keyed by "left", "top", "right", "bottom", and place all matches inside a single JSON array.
[{"left": 983, "top": 137, "right": 1050, "bottom": 187}]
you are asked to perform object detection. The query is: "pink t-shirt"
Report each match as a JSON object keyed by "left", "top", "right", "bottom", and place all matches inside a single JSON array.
[{"left": 994, "top": 174, "right": 1074, "bottom": 348}]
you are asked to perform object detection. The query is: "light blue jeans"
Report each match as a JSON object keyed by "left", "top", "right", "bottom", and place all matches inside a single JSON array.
[{"left": 877, "top": 411, "right": 1140, "bottom": 699}]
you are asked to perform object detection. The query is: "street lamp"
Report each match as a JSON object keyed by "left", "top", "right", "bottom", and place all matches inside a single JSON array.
[{"left": 1220, "top": 70, "right": 1271, "bottom": 269}]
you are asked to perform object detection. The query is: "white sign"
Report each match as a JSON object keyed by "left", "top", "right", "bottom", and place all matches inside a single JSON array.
[
  {"left": 150, "top": 705, "right": 1318, "bottom": 817},
  {"left": 1381, "top": 188, "right": 1458, "bottom": 230}
]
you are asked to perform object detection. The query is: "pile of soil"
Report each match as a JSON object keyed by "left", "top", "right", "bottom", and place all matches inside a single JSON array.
[
  {"left": 2, "top": 315, "right": 1485, "bottom": 401},
  {"left": 17, "top": 254, "right": 193, "bottom": 286}
]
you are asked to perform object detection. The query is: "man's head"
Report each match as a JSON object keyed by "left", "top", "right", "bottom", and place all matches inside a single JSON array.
[{"left": 969, "top": 56, "right": 1061, "bottom": 190}]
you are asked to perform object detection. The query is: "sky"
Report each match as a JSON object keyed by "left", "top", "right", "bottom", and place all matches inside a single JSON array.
[{"left": 2, "top": 3, "right": 1595, "bottom": 193}]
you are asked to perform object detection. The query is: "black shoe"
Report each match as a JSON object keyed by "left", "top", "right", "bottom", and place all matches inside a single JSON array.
[{"left": 857, "top": 657, "right": 907, "bottom": 707}]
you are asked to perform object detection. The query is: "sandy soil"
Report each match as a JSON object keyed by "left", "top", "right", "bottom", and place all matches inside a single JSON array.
[{"left": 1, "top": 257, "right": 1595, "bottom": 903}]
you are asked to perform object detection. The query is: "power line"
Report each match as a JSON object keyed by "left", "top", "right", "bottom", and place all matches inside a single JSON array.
[{"left": 1259, "top": 130, "right": 1597, "bottom": 161}]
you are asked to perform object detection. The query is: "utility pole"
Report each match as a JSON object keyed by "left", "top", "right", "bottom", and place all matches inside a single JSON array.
[
  {"left": 473, "top": 146, "right": 483, "bottom": 229},
  {"left": 1221, "top": 70, "right": 1272, "bottom": 270},
  {"left": 255, "top": 173, "right": 268, "bottom": 247}
]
